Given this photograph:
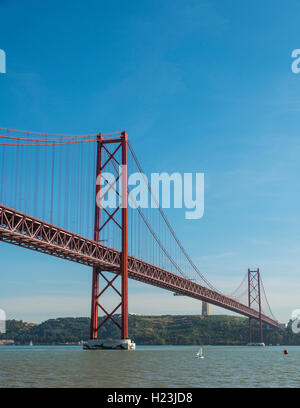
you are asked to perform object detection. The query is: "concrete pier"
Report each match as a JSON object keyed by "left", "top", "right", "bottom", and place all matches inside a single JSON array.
[
  {"left": 83, "top": 339, "right": 136, "bottom": 350},
  {"left": 247, "top": 342, "right": 265, "bottom": 346}
]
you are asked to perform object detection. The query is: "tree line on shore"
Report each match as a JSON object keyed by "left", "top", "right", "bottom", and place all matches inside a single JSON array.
[{"left": 0, "top": 314, "right": 299, "bottom": 345}]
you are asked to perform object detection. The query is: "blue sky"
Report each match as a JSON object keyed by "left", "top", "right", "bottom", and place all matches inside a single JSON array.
[{"left": 1, "top": 0, "right": 300, "bottom": 323}]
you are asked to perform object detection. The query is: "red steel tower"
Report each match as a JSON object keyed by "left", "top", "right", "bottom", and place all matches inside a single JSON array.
[
  {"left": 86, "top": 131, "right": 134, "bottom": 350},
  {"left": 248, "top": 268, "right": 263, "bottom": 345}
]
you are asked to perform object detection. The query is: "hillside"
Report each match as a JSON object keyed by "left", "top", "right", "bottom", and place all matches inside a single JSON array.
[{"left": 0, "top": 315, "right": 299, "bottom": 345}]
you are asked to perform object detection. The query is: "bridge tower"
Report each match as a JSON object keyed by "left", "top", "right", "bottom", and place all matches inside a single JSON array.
[
  {"left": 248, "top": 268, "right": 264, "bottom": 346},
  {"left": 86, "top": 131, "right": 135, "bottom": 350}
]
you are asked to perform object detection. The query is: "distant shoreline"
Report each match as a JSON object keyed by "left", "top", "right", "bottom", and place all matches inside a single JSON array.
[{"left": 1, "top": 315, "right": 298, "bottom": 346}]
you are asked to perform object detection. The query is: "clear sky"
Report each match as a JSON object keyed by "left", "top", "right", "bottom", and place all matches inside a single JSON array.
[{"left": 0, "top": 0, "right": 300, "bottom": 323}]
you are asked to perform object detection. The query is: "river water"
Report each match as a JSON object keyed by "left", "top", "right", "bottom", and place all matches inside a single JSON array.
[{"left": 0, "top": 345, "right": 299, "bottom": 388}]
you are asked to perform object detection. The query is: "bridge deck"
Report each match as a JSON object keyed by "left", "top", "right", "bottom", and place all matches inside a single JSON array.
[{"left": 0, "top": 204, "right": 279, "bottom": 328}]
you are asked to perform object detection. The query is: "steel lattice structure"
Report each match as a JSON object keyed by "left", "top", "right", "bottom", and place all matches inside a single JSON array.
[
  {"left": 248, "top": 268, "right": 264, "bottom": 343},
  {"left": 90, "top": 132, "right": 129, "bottom": 340},
  {"left": 0, "top": 203, "right": 279, "bottom": 328}
]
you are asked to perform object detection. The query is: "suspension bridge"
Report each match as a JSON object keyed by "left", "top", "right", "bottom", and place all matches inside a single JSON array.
[{"left": 0, "top": 128, "right": 279, "bottom": 349}]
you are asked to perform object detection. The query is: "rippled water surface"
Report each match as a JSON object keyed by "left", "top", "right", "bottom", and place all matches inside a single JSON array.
[{"left": 0, "top": 345, "right": 299, "bottom": 388}]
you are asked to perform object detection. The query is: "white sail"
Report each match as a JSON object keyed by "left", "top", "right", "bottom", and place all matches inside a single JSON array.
[{"left": 196, "top": 345, "right": 204, "bottom": 358}]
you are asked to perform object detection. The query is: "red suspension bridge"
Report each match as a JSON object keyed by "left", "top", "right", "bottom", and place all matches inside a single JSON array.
[{"left": 0, "top": 128, "right": 279, "bottom": 349}]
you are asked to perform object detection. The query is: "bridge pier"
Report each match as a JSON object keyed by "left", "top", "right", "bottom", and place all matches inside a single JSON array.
[{"left": 84, "top": 338, "right": 136, "bottom": 350}]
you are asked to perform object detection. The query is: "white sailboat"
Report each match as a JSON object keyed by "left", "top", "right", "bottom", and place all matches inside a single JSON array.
[
  {"left": 29, "top": 341, "right": 33, "bottom": 346},
  {"left": 196, "top": 344, "right": 204, "bottom": 359}
]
